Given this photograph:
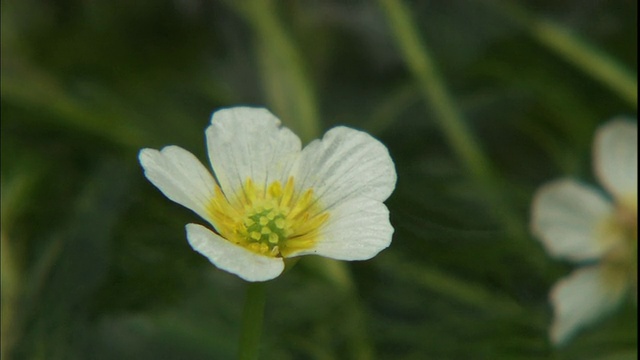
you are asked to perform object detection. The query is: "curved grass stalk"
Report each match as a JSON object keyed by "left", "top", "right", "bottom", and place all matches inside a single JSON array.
[
  {"left": 378, "top": 0, "right": 535, "bottom": 256},
  {"left": 230, "top": 0, "right": 320, "bottom": 143},
  {"left": 484, "top": 0, "right": 637, "bottom": 109}
]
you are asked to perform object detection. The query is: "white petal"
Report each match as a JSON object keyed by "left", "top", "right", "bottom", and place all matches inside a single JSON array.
[
  {"left": 291, "top": 197, "right": 393, "bottom": 260},
  {"left": 139, "top": 147, "right": 216, "bottom": 223},
  {"left": 206, "top": 107, "right": 301, "bottom": 201},
  {"left": 531, "top": 179, "right": 615, "bottom": 261},
  {"left": 594, "top": 119, "right": 637, "bottom": 203},
  {"left": 186, "top": 223, "right": 284, "bottom": 282},
  {"left": 550, "top": 266, "right": 628, "bottom": 345},
  {"left": 293, "top": 126, "right": 396, "bottom": 211}
]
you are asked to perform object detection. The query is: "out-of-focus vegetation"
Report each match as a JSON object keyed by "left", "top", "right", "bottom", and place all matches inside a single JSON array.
[{"left": 1, "top": 1, "right": 636, "bottom": 359}]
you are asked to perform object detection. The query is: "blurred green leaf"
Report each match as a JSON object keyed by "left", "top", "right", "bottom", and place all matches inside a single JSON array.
[{"left": 1, "top": 0, "right": 636, "bottom": 358}]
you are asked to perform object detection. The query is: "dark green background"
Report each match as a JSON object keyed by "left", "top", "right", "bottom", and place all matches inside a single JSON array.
[{"left": 2, "top": 0, "right": 637, "bottom": 359}]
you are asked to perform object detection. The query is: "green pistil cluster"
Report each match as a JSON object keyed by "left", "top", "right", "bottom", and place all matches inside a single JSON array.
[{"left": 244, "top": 207, "right": 289, "bottom": 250}]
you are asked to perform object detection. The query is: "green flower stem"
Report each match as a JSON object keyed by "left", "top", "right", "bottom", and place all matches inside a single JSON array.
[
  {"left": 378, "top": 0, "right": 530, "bottom": 249},
  {"left": 304, "top": 258, "right": 373, "bottom": 360},
  {"left": 484, "top": 0, "right": 637, "bottom": 109},
  {"left": 229, "top": 0, "right": 320, "bottom": 144},
  {"left": 229, "top": 3, "right": 373, "bottom": 358},
  {"left": 238, "top": 282, "right": 266, "bottom": 360},
  {"left": 227, "top": 0, "right": 373, "bottom": 360}
]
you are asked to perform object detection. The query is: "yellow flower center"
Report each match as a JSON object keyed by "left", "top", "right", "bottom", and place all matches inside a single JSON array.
[
  {"left": 601, "top": 199, "right": 637, "bottom": 293},
  {"left": 207, "top": 177, "right": 329, "bottom": 257}
]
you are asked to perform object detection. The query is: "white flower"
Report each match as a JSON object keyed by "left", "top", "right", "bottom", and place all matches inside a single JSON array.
[
  {"left": 531, "top": 118, "right": 637, "bottom": 345},
  {"left": 139, "top": 107, "right": 396, "bottom": 282}
]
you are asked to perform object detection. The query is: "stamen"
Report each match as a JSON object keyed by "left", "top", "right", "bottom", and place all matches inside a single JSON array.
[{"left": 207, "top": 177, "right": 329, "bottom": 257}]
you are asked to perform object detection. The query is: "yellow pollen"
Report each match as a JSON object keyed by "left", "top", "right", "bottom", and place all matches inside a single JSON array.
[
  {"left": 599, "top": 200, "right": 638, "bottom": 291},
  {"left": 206, "top": 176, "right": 329, "bottom": 257}
]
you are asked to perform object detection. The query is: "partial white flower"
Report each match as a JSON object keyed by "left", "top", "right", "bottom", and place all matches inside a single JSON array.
[
  {"left": 531, "top": 118, "right": 637, "bottom": 345},
  {"left": 139, "top": 107, "right": 396, "bottom": 282}
]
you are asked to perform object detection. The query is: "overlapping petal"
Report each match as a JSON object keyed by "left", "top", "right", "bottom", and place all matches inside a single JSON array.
[
  {"left": 290, "top": 197, "right": 393, "bottom": 260},
  {"left": 140, "top": 107, "right": 396, "bottom": 282},
  {"left": 139, "top": 146, "right": 217, "bottom": 224},
  {"left": 531, "top": 179, "right": 615, "bottom": 261},
  {"left": 292, "top": 126, "right": 396, "bottom": 211},
  {"left": 530, "top": 118, "right": 638, "bottom": 345},
  {"left": 594, "top": 119, "right": 638, "bottom": 203},
  {"left": 186, "top": 224, "right": 285, "bottom": 282},
  {"left": 206, "top": 107, "right": 301, "bottom": 201},
  {"left": 550, "top": 266, "right": 628, "bottom": 345}
]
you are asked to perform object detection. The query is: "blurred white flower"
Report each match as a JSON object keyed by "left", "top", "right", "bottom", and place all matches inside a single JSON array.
[
  {"left": 531, "top": 118, "right": 637, "bottom": 345},
  {"left": 139, "top": 107, "right": 396, "bottom": 282}
]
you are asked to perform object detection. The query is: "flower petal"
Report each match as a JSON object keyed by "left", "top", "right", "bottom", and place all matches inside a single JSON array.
[
  {"left": 293, "top": 126, "right": 396, "bottom": 210},
  {"left": 186, "top": 223, "right": 285, "bottom": 282},
  {"left": 550, "top": 266, "right": 628, "bottom": 345},
  {"left": 291, "top": 197, "right": 393, "bottom": 260},
  {"left": 531, "top": 179, "right": 615, "bottom": 261},
  {"left": 594, "top": 119, "right": 637, "bottom": 203},
  {"left": 206, "top": 107, "right": 301, "bottom": 201},
  {"left": 139, "top": 146, "right": 216, "bottom": 224}
]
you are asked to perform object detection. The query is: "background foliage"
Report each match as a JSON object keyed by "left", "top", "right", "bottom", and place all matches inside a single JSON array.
[{"left": 2, "top": 0, "right": 637, "bottom": 359}]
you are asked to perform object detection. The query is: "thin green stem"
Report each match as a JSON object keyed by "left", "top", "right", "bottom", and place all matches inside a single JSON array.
[
  {"left": 379, "top": 0, "right": 489, "bottom": 181},
  {"left": 238, "top": 282, "right": 266, "bottom": 360},
  {"left": 533, "top": 20, "right": 637, "bottom": 109},
  {"left": 302, "top": 258, "right": 373, "bottom": 360},
  {"left": 230, "top": 0, "right": 320, "bottom": 143},
  {"left": 381, "top": 254, "right": 523, "bottom": 317},
  {"left": 228, "top": 3, "right": 374, "bottom": 357},
  {"left": 378, "top": 0, "right": 531, "bottom": 249},
  {"left": 484, "top": 0, "right": 637, "bottom": 109},
  {"left": 367, "top": 82, "right": 420, "bottom": 136},
  {"left": 1, "top": 162, "right": 43, "bottom": 359},
  {"left": 1, "top": 57, "right": 151, "bottom": 149}
]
